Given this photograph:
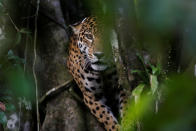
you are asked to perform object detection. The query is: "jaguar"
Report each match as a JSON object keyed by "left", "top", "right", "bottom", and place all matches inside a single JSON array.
[{"left": 67, "top": 17, "right": 126, "bottom": 131}]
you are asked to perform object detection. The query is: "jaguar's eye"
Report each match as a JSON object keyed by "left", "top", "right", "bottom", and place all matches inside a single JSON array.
[{"left": 85, "top": 34, "right": 93, "bottom": 40}]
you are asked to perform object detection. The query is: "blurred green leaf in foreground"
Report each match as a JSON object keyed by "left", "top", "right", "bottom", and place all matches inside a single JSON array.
[{"left": 121, "top": 74, "right": 196, "bottom": 131}]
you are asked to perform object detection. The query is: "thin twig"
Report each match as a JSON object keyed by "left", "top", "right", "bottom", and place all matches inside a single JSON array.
[
  {"left": 39, "top": 79, "right": 73, "bottom": 104},
  {"left": 6, "top": 13, "right": 20, "bottom": 32},
  {"left": 33, "top": 0, "right": 40, "bottom": 130},
  {"left": 0, "top": 2, "right": 19, "bottom": 32}
]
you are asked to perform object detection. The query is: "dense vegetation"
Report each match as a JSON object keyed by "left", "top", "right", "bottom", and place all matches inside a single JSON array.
[{"left": 0, "top": 0, "right": 195, "bottom": 131}]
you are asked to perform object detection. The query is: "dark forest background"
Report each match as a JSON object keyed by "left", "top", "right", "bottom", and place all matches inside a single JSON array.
[{"left": 0, "top": 0, "right": 196, "bottom": 131}]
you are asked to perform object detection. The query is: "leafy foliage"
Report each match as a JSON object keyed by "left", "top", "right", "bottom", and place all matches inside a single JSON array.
[
  {"left": 121, "top": 55, "right": 162, "bottom": 131},
  {"left": 121, "top": 94, "right": 153, "bottom": 131},
  {"left": 0, "top": 0, "right": 196, "bottom": 130},
  {"left": 121, "top": 54, "right": 196, "bottom": 131},
  {"left": 0, "top": 49, "right": 33, "bottom": 128}
]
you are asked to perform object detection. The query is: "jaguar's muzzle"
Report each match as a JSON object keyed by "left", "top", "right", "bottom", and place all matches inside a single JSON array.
[{"left": 90, "top": 52, "right": 107, "bottom": 71}]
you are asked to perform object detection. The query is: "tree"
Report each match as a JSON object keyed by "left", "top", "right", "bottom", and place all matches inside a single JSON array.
[{"left": 0, "top": 0, "right": 196, "bottom": 131}]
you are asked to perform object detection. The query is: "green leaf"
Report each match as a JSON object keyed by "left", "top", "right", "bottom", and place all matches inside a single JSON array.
[
  {"left": 121, "top": 95, "right": 153, "bottom": 131},
  {"left": 150, "top": 75, "right": 158, "bottom": 94},
  {"left": 5, "top": 104, "right": 15, "bottom": 112},
  {"left": 152, "top": 66, "right": 159, "bottom": 75},
  {"left": 0, "top": 111, "right": 7, "bottom": 126},
  {"left": 132, "top": 84, "right": 145, "bottom": 103},
  {"left": 131, "top": 70, "right": 142, "bottom": 74},
  {"left": 133, "top": 84, "right": 145, "bottom": 96}
]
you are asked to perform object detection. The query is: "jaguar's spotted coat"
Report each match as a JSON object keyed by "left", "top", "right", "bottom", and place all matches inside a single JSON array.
[{"left": 67, "top": 17, "right": 126, "bottom": 131}]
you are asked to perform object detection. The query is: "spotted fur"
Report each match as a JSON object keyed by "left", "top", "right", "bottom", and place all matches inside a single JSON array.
[{"left": 67, "top": 17, "right": 126, "bottom": 131}]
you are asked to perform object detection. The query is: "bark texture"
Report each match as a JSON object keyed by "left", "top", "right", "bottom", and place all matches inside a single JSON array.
[{"left": 30, "top": 0, "right": 105, "bottom": 130}]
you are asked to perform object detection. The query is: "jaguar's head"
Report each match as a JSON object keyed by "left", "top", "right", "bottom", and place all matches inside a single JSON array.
[{"left": 71, "top": 17, "right": 107, "bottom": 71}]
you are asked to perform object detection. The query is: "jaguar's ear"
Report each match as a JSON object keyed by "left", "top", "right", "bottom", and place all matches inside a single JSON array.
[
  {"left": 69, "top": 24, "right": 81, "bottom": 34},
  {"left": 70, "top": 17, "right": 87, "bottom": 34}
]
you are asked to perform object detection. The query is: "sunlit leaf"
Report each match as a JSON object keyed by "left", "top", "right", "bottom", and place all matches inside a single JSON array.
[
  {"left": 132, "top": 84, "right": 145, "bottom": 103},
  {"left": 150, "top": 75, "right": 158, "bottom": 94},
  {"left": 131, "top": 70, "right": 142, "bottom": 74},
  {"left": 121, "top": 95, "right": 153, "bottom": 131},
  {"left": 151, "top": 66, "right": 158, "bottom": 75}
]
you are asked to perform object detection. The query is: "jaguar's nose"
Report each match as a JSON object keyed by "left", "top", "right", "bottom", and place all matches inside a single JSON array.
[{"left": 93, "top": 52, "right": 104, "bottom": 59}]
